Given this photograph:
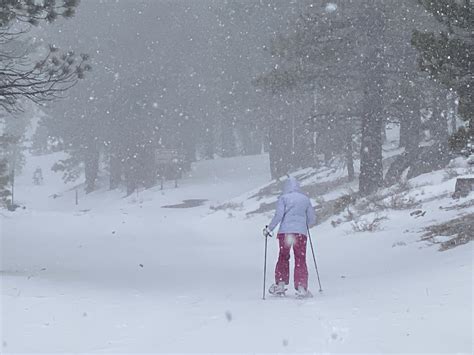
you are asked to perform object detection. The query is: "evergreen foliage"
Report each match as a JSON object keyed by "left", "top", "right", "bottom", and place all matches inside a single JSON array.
[{"left": 412, "top": 0, "right": 473, "bottom": 134}]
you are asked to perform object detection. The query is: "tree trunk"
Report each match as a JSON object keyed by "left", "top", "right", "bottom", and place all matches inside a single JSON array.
[
  {"left": 221, "top": 117, "right": 236, "bottom": 157},
  {"left": 431, "top": 90, "right": 449, "bottom": 144},
  {"left": 345, "top": 129, "right": 355, "bottom": 181},
  {"left": 142, "top": 147, "right": 157, "bottom": 189},
  {"left": 123, "top": 147, "right": 139, "bottom": 196},
  {"left": 84, "top": 145, "right": 99, "bottom": 194},
  {"left": 405, "top": 111, "right": 421, "bottom": 160},
  {"left": 449, "top": 92, "right": 458, "bottom": 134},
  {"left": 399, "top": 116, "right": 410, "bottom": 149},
  {"left": 268, "top": 119, "right": 292, "bottom": 179},
  {"left": 124, "top": 159, "right": 137, "bottom": 196},
  {"left": 109, "top": 153, "right": 122, "bottom": 190},
  {"left": 203, "top": 127, "right": 215, "bottom": 160},
  {"left": 294, "top": 118, "right": 314, "bottom": 169},
  {"left": 359, "top": 108, "right": 383, "bottom": 195},
  {"left": 358, "top": 1, "right": 386, "bottom": 196},
  {"left": 381, "top": 120, "right": 387, "bottom": 143},
  {"left": 268, "top": 124, "right": 279, "bottom": 179},
  {"left": 359, "top": 59, "right": 384, "bottom": 195}
]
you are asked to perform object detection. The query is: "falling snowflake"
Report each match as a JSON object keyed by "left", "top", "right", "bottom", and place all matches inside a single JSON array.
[{"left": 325, "top": 3, "right": 338, "bottom": 13}]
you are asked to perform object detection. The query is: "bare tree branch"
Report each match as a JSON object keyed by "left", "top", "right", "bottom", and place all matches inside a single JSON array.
[{"left": 0, "top": 0, "right": 89, "bottom": 113}]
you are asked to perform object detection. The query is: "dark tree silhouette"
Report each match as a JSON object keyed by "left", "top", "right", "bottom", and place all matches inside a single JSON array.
[{"left": 0, "top": 0, "right": 90, "bottom": 112}]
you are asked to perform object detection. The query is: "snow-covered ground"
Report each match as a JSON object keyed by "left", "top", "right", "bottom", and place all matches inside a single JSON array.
[{"left": 1, "top": 153, "right": 473, "bottom": 353}]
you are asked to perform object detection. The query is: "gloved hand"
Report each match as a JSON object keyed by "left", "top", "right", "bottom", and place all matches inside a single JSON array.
[{"left": 263, "top": 225, "right": 272, "bottom": 238}]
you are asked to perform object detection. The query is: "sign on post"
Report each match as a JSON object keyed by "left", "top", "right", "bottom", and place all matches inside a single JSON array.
[{"left": 155, "top": 149, "right": 186, "bottom": 189}]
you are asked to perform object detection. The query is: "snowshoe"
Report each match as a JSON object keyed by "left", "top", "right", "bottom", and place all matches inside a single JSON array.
[
  {"left": 295, "top": 286, "right": 313, "bottom": 299},
  {"left": 269, "top": 282, "right": 287, "bottom": 296}
]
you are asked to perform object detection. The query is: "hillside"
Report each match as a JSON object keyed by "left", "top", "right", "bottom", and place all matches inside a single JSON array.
[{"left": 1, "top": 152, "right": 473, "bottom": 353}]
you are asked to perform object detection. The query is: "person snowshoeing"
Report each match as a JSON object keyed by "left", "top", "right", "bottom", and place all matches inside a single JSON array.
[{"left": 263, "top": 176, "right": 316, "bottom": 298}]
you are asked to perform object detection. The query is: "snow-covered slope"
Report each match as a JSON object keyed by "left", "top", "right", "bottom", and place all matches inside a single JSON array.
[{"left": 1, "top": 153, "right": 473, "bottom": 353}]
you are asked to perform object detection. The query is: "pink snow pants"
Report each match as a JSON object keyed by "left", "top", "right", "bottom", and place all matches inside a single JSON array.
[{"left": 275, "top": 233, "right": 308, "bottom": 290}]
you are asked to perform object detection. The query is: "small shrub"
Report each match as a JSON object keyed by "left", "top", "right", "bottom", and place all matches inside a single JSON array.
[
  {"left": 384, "top": 195, "right": 419, "bottom": 210},
  {"left": 333, "top": 194, "right": 356, "bottom": 213},
  {"left": 345, "top": 207, "right": 355, "bottom": 222},
  {"left": 210, "top": 202, "right": 243, "bottom": 211},
  {"left": 351, "top": 215, "right": 388, "bottom": 233},
  {"left": 392, "top": 241, "right": 407, "bottom": 247},
  {"left": 422, "top": 214, "right": 474, "bottom": 251},
  {"left": 395, "top": 179, "right": 412, "bottom": 194}
]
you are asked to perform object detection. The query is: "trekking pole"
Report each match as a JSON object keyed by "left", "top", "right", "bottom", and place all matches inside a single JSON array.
[
  {"left": 307, "top": 226, "right": 323, "bottom": 292},
  {"left": 262, "top": 234, "right": 268, "bottom": 300},
  {"left": 262, "top": 226, "right": 272, "bottom": 300}
]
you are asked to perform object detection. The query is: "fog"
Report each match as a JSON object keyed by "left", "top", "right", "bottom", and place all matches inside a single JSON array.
[{"left": 1, "top": 1, "right": 472, "bottom": 353}]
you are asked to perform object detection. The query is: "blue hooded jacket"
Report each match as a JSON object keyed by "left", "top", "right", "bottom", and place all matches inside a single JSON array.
[{"left": 268, "top": 177, "right": 316, "bottom": 236}]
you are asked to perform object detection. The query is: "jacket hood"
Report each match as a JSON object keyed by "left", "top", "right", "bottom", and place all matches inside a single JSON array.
[{"left": 283, "top": 177, "right": 302, "bottom": 194}]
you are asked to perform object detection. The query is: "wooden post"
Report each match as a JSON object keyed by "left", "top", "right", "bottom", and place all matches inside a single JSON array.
[{"left": 75, "top": 188, "right": 78, "bottom": 205}]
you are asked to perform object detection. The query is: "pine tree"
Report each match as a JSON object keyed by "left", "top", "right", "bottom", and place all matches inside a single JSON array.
[
  {"left": 31, "top": 121, "right": 51, "bottom": 155},
  {"left": 412, "top": 0, "right": 473, "bottom": 140},
  {"left": 1, "top": 0, "right": 89, "bottom": 208},
  {"left": 0, "top": 135, "right": 16, "bottom": 207},
  {"left": 0, "top": 159, "right": 10, "bottom": 207},
  {"left": 253, "top": 4, "right": 359, "bottom": 179},
  {"left": 357, "top": 1, "right": 389, "bottom": 196},
  {"left": 0, "top": 1, "right": 89, "bottom": 113}
]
